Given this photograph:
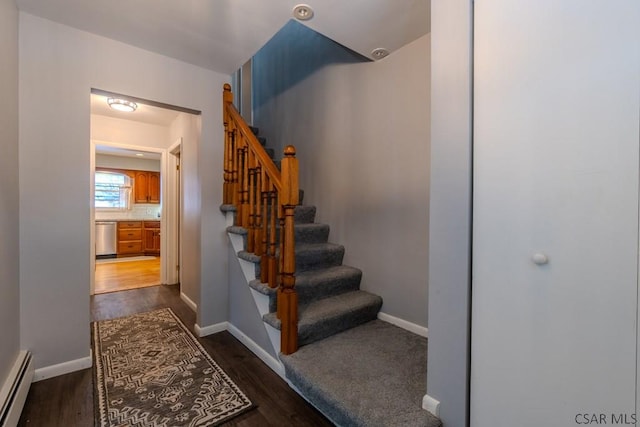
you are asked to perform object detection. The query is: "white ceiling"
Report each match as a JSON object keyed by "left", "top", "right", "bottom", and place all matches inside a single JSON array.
[
  {"left": 95, "top": 146, "right": 162, "bottom": 161},
  {"left": 91, "top": 94, "right": 176, "bottom": 161},
  {"left": 91, "top": 93, "right": 181, "bottom": 127},
  {"left": 16, "top": 0, "right": 430, "bottom": 75}
]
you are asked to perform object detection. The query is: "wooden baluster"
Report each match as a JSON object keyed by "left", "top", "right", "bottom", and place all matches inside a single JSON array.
[
  {"left": 223, "top": 124, "right": 230, "bottom": 204},
  {"left": 226, "top": 127, "right": 236, "bottom": 206},
  {"left": 231, "top": 129, "right": 240, "bottom": 213},
  {"left": 260, "top": 175, "right": 270, "bottom": 284},
  {"left": 278, "top": 145, "right": 299, "bottom": 355},
  {"left": 247, "top": 150, "right": 256, "bottom": 253},
  {"left": 235, "top": 142, "right": 244, "bottom": 225},
  {"left": 267, "top": 189, "right": 278, "bottom": 288},
  {"left": 276, "top": 202, "right": 285, "bottom": 319},
  {"left": 254, "top": 165, "right": 263, "bottom": 257},
  {"left": 238, "top": 143, "right": 250, "bottom": 228}
]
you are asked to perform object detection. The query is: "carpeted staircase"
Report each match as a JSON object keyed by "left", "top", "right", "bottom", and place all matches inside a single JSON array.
[
  {"left": 224, "top": 127, "right": 441, "bottom": 427},
  {"left": 229, "top": 126, "right": 382, "bottom": 347}
]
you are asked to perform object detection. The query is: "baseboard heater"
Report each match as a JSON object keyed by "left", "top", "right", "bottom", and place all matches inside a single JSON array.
[{"left": 0, "top": 351, "right": 34, "bottom": 427}]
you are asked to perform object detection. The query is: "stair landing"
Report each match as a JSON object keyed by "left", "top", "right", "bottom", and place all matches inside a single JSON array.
[{"left": 281, "top": 320, "right": 441, "bottom": 427}]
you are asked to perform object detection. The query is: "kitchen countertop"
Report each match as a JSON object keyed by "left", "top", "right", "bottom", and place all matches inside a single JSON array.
[{"left": 96, "top": 218, "right": 161, "bottom": 222}]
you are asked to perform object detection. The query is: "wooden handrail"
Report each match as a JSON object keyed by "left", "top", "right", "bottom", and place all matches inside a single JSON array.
[{"left": 222, "top": 83, "right": 299, "bottom": 354}]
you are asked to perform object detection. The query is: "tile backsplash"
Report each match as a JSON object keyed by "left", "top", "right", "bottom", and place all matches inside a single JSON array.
[{"left": 95, "top": 204, "right": 161, "bottom": 220}]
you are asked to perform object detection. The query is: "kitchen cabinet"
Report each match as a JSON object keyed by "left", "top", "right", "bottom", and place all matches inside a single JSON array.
[
  {"left": 143, "top": 221, "right": 161, "bottom": 255},
  {"left": 117, "top": 221, "right": 143, "bottom": 256},
  {"left": 134, "top": 171, "right": 160, "bottom": 204}
]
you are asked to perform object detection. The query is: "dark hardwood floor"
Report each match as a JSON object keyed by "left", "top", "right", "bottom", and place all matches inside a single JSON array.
[{"left": 19, "top": 284, "right": 333, "bottom": 426}]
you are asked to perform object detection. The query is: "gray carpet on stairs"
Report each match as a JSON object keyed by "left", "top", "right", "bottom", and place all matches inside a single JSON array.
[
  {"left": 281, "top": 320, "right": 441, "bottom": 427},
  {"left": 223, "top": 131, "right": 439, "bottom": 426},
  {"left": 263, "top": 290, "right": 382, "bottom": 346}
]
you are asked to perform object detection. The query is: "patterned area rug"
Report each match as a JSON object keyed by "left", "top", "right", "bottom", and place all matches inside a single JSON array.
[{"left": 93, "top": 308, "right": 254, "bottom": 426}]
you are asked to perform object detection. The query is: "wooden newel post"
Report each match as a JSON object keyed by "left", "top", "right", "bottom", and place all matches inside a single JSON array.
[{"left": 278, "top": 145, "right": 299, "bottom": 355}]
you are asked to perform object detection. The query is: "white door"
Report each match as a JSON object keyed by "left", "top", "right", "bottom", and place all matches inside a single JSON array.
[{"left": 471, "top": 1, "right": 640, "bottom": 426}]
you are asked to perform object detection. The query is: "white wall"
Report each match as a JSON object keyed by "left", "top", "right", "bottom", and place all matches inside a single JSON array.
[
  {"left": 426, "top": 1, "right": 473, "bottom": 426},
  {"left": 227, "top": 245, "right": 277, "bottom": 358},
  {"left": 19, "top": 13, "right": 230, "bottom": 371},
  {"left": 169, "top": 113, "right": 202, "bottom": 308},
  {"left": 253, "top": 31, "right": 431, "bottom": 328},
  {"left": 0, "top": 0, "right": 20, "bottom": 387}
]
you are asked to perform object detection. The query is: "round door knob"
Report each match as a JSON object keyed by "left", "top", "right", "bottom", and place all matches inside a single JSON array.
[{"left": 532, "top": 253, "right": 549, "bottom": 265}]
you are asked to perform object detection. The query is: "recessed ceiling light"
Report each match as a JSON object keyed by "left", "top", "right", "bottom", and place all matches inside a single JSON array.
[
  {"left": 293, "top": 4, "right": 314, "bottom": 21},
  {"left": 107, "top": 98, "right": 137, "bottom": 112},
  {"left": 371, "top": 48, "right": 390, "bottom": 60},
  {"left": 135, "top": 153, "right": 144, "bottom": 157}
]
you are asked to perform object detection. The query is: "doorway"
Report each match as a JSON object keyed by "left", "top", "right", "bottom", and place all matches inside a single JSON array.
[
  {"left": 89, "top": 89, "right": 189, "bottom": 295},
  {"left": 92, "top": 144, "right": 164, "bottom": 294}
]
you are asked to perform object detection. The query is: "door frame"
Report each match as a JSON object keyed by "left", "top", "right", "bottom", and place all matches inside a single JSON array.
[
  {"left": 90, "top": 140, "right": 173, "bottom": 294},
  {"left": 166, "top": 138, "right": 183, "bottom": 287}
]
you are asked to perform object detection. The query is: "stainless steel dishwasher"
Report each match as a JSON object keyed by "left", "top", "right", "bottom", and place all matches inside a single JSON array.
[{"left": 95, "top": 221, "right": 117, "bottom": 258}]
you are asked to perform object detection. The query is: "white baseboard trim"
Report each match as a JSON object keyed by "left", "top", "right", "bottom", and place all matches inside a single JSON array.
[
  {"left": 194, "top": 321, "right": 228, "bottom": 338},
  {"left": 0, "top": 351, "right": 34, "bottom": 427},
  {"left": 33, "top": 352, "right": 92, "bottom": 382},
  {"left": 422, "top": 394, "right": 440, "bottom": 417},
  {"left": 227, "top": 323, "right": 285, "bottom": 379},
  {"left": 377, "top": 312, "right": 428, "bottom": 337},
  {"left": 180, "top": 292, "right": 197, "bottom": 312}
]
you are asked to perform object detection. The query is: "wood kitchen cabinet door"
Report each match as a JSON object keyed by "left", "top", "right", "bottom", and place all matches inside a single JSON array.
[
  {"left": 143, "top": 221, "right": 161, "bottom": 255},
  {"left": 134, "top": 171, "right": 149, "bottom": 203},
  {"left": 134, "top": 171, "right": 160, "bottom": 204},
  {"left": 147, "top": 172, "right": 160, "bottom": 203}
]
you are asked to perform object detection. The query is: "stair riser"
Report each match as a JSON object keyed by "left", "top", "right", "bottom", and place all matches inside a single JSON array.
[
  {"left": 246, "top": 246, "right": 345, "bottom": 279},
  {"left": 296, "top": 247, "right": 345, "bottom": 272},
  {"left": 232, "top": 223, "right": 329, "bottom": 250},
  {"left": 273, "top": 224, "right": 329, "bottom": 245},
  {"left": 298, "top": 303, "right": 382, "bottom": 347},
  {"left": 294, "top": 206, "right": 316, "bottom": 223},
  {"left": 297, "top": 275, "right": 361, "bottom": 305},
  {"left": 294, "top": 225, "right": 329, "bottom": 244},
  {"left": 267, "top": 270, "right": 363, "bottom": 312}
]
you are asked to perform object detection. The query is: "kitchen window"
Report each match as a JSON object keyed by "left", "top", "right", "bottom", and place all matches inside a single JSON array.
[{"left": 95, "top": 171, "right": 132, "bottom": 210}]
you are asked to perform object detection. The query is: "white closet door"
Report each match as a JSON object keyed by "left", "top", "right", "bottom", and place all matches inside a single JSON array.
[{"left": 471, "top": 1, "right": 640, "bottom": 426}]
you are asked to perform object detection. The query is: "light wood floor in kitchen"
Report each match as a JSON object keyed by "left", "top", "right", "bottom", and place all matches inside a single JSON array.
[{"left": 94, "top": 257, "right": 161, "bottom": 294}]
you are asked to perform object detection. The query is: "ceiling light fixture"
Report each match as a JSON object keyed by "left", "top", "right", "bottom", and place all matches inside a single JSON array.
[
  {"left": 107, "top": 98, "right": 137, "bottom": 112},
  {"left": 135, "top": 153, "right": 145, "bottom": 157},
  {"left": 371, "top": 48, "right": 390, "bottom": 60},
  {"left": 293, "top": 4, "right": 314, "bottom": 21}
]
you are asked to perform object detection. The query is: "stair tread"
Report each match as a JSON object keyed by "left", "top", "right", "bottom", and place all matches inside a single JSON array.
[
  {"left": 296, "top": 242, "right": 343, "bottom": 252},
  {"left": 238, "top": 250, "right": 260, "bottom": 263},
  {"left": 298, "top": 291, "right": 382, "bottom": 328},
  {"left": 249, "top": 265, "right": 362, "bottom": 294},
  {"left": 295, "top": 265, "right": 362, "bottom": 287},
  {"left": 264, "top": 290, "right": 381, "bottom": 330},
  {"left": 228, "top": 219, "right": 324, "bottom": 236},
  {"left": 227, "top": 225, "right": 247, "bottom": 235},
  {"left": 292, "top": 222, "right": 327, "bottom": 230}
]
